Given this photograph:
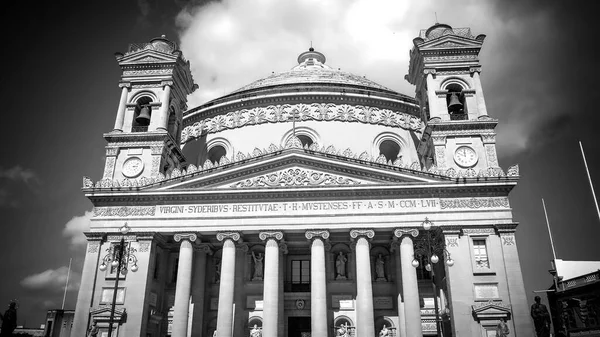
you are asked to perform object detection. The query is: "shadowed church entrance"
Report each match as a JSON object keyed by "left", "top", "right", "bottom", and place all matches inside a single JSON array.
[{"left": 288, "top": 317, "right": 311, "bottom": 337}]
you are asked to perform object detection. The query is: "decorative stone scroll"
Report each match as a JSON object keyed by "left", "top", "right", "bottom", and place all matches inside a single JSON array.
[
  {"left": 350, "top": 229, "right": 375, "bottom": 240},
  {"left": 305, "top": 230, "right": 330, "bottom": 241},
  {"left": 82, "top": 176, "right": 94, "bottom": 189},
  {"left": 93, "top": 206, "right": 156, "bottom": 217},
  {"left": 231, "top": 168, "right": 362, "bottom": 188},
  {"left": 216, "top": 232, "right": 241, "bottom": 242},
  {"left": 197, "top": 243, "right": 214, "bottom": 255},
  {"left": 174, "top": 233, "right": 198, "bottom": 243},
  {"left": 393, "top": 228, "right": 419, "bottom": 238},
  {"left": 440, "top": 197, "right": 509, "bottom": 209},
  {"left": 181, "top": 103, "right": 424, "bottom": 144},
  {"left": 258, "top": 231, "right": 284, "bottom": 241}
]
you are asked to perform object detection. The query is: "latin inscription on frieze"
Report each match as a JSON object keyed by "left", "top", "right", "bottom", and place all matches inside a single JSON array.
[{"left": 93, "top": 197, "right": 509, "bottom": 218}]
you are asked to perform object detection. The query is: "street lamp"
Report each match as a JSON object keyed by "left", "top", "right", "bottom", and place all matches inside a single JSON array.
[
  {"left": 412, "top": 218, "right": 453, "bottom": 336},
  {"left": 98, "top": 223, "right": 138, "bottom": 337}
]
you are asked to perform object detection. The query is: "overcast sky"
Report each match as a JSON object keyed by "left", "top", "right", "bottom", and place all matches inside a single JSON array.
[{"left": 1, "top": 0, "right": 599, "bottom": 327}]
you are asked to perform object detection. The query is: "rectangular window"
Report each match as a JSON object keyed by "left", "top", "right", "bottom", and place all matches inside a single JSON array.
[
  {"left": 473, "top": 239, "right": 490, "bottom": 269},
  {"left": 291, "top": 260, "right": 310, "bottom": 291}
]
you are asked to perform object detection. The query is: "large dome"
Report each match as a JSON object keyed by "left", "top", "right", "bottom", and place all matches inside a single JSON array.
[{"left": 231, "top": 48, "right": 397, "bottom": 94}]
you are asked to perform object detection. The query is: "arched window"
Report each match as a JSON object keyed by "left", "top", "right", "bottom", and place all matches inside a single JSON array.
[
  {"left": 297, "top": 134, "right": 314, "bottom": 148},
  {"left": 208, "top": 145, "right": 226, "bottom": 164},
  {"left": 132, "top": 97, "right": 153, "bottom": 132},
  {"left": 445, "top": 84, "right": 467, "bottom": 120},
  {"left": 379, "top": 140, "right": 401, "bottom": 162}
]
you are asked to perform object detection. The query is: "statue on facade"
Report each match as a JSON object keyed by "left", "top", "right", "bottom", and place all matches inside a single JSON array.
[
  {"left": 250, "top": 324, "right": 262, "bottom": 337},
  {"left": 335, "top": 323, "right": 349, "bottom": 337},
  {"left": 336, "top": 252, "right": 347, "bottom": 279},
  {"left": 251, "top": 251, "right": 264, "bottom": 281},
  {"left": 378, "top": 324, "right": 389, "bottom": 337},
  {"left": 531, "top": 296, "right": 551, "bottom": 337},
  {"left": 0, "top": 301, "right": 17, "bottom": 337},
  {"left": 495, "top": 318, "right": 510, "bottom": 337},
  {"left": 87, "top": 321, "right": 99, "bottom": 337},
  {"left": 375, "top": 254, "right": 386, "bottom": 281}
]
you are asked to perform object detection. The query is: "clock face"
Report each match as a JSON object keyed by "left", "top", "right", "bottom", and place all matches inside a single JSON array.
[
  {"left": 122, "top": 157, "right": 144, "bottom": 178},
  {"left": 454, "top": 146, "right": 478, "bottom": 167}
]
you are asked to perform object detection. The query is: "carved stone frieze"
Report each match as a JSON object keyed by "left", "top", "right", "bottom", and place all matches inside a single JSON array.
[
  {"left": 103, "top": 157, "right": 116, "bottom": 179},
  {"left": 445, "top": 236, "right": 459, "bottom": 247},
  {"left": 174, "top": 233, "right": 198, "bottom": 243},
  {"left": 151, "top": 156, "right": 161, "bottom": 177},
  {"left": 216, "top": 232, "right": 241, "bottom": 242},
  {"left": 481, "top": 134, "right": 496, "bottom": 144},
  {"left": 123, "top": 68, "right": 172, "bottom": 76},
  {"left": 440, "top": 197, "right": 509, "bottom": 209},
  {"left": 181, "top": 103, "right": 424, "bottom": 143},
  {"left": 435, "top": 146, "right": 447, "bottom": 169},
  {"left": 139, "top": 242, "right": 151, "bottom": 252},
  {"left": 350, "top": 229, "right": 375, "bottom": 240},
  {"left": 424, "top": 55, "right": 477, "bottom": 62},
  {"left": 87, "top": 242, "right": 100, "bottom": 253},
  {"left": 230, "top": 168, "right": 362, "bottom": 188},
  {"left": 93, "top": 206, "right": 156, "bottom": 217},
  {"left": 500, "top": 233, "right": 515, "bottom": 246},
  {"left": 150, "top": 145, "right": 164, "bottom": 155},
  {"left": 462, "top": 228, "right": 495, "bottom": 235},
  {"left": 431, "top": 135, "right": 447, "bottom": 146},
  {"left": 485, "top": 144, "right": 499, "bottom": 167},
  {"left": 259, "top": 231, "right": 284, "bottom": 241},
  {"left": 106, "top": 147, "right": 119, "bottom": 156},
  {"left": 394, "top": 228, "right": 419, "bottom": 238},
  {"left": 305, "top": 230, "right": 330, "bottom": 241}
]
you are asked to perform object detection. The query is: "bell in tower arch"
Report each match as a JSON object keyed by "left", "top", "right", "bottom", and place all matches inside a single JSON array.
[
  {"left": 136, "top": 105, "right": 151, "bottom": 126},
  {"left": 447, "top": 92, "right": 463, "bottom": 113}
]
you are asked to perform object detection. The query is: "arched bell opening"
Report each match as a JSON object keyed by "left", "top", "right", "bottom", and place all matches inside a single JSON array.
[
  {"left": 445, "top": 83, "right": 467, "bottom": 120},
  {"left": 132, "top": 97, "right": 153, "bottom": 132}
]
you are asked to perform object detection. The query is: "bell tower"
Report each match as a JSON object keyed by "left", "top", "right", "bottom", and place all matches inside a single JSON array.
[
  {"left": 102, "top": 35, "right": 197, "bottom": 182},
  {"left": 406, "top": 24, "right": 500, "bottom": 174}
]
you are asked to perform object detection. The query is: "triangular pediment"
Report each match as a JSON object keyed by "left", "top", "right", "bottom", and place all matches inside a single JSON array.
[
  {"left": 420, "top": 35, "right": 483, "bottom": 50},
  {"left": 472, "top": 301, "right": 512, "bottom": 321},
  {"left": 153, "top": 150, "right": 447, "bottom": 191},
  {"left": 119, "top": 49, "right": 178, "bottom": 65}
]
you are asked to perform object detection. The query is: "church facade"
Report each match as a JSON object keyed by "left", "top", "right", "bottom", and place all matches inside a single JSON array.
[{"left": 72, "top": 23, "right": 534, "bottom": 337}]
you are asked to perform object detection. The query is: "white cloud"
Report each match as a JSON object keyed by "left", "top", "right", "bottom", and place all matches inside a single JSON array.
[
  {"left": 0, "top": 166, "right": 38, "bottom": 185},
  {"left": 21, "top": 266, "right": 81, "bottom": 292},
  {"left": 175, "top": 0, "right": 563, "bottom": 156},
  {"left": 62, "top": 211, "right": 93, "bottom": 248}
]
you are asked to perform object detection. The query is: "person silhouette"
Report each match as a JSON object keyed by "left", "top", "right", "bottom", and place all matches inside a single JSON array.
[{"left": 0, "top": 301, "right": 17, "bottom": 337}]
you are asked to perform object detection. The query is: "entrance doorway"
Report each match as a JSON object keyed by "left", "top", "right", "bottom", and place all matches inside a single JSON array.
[{"left": 288, "top": 317, "right": 311, "bottom": 337}]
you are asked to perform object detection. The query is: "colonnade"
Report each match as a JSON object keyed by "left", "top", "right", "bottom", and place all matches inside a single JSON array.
[{"left": 169, "top": 228, "right": 424, "bottom": 337}]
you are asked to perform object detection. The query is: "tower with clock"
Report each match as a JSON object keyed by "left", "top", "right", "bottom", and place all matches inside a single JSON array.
[
  {"left": 99, "top": 35, "right": 197, "bottom": 185},
  {"left": 406, "top": 23, "right": 500, "bottom": 175}
]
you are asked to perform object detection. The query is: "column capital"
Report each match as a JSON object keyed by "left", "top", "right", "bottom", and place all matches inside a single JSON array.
[
  {"left": 394, "top": 228, "right": 419, "bottom": 238},
  {"left": 216, "top": 232, "right": 241, "bottom": 242},
  {"left": 161, "top": 80, "right": 174, "bottom": 87},
  {"left": 305, "top": 230, "right": 330, "bottom": 241},
  {"left": 350, "top": 229, "right": 375, "bottom": 240},
  {"left": 470, "top": 66, "right": 482, "bottom": 74},
  {"left": 118, "top": 81, "right": 131, "bottom": 89},
  {"left": 259, "top": 231, "right": 284, "bottom": 242},
  {"left": 174, "top": 233, "right": 198, "bottom": 243}
]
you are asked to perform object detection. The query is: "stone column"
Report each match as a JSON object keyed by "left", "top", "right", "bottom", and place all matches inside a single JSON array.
[
  {"left": 350, "top": 229, "right": 375, "bottom": 337},
  {"left": 152, "top": 81, "right": 172, "bottom": 131},
  {"left": 391, "top": 241, "right": 407, "bottom": 337},
  {"left": 113, "top": 83, "right": 130, "bottom": 132},
  {"left": 394, "top": 228, "right": 422, "bottom": 337},
  {"left": 306, "top": 230, "right": 329, "bottom": 337},
  {"left": 172, "top": 233, "right": 197, "bottom": 337},
  {"left": 216, "top": 232, "right": 241, "bottom": 337},
  {"left": 259, "top": 231, "right": 284, "bottom": 337},
  {"left": 471, "top": 69, "right": 489, "bottom": 117}
]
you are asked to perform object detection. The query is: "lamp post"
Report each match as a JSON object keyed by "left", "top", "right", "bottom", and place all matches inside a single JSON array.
[
  {"left": 411, "top": 218, "right": 454, "bottom": 336},
  {"left": 98, "top": 223, "right": 138, "bottom": 337}
]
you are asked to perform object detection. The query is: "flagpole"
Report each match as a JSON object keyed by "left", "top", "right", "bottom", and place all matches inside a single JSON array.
[
  {"left": 542, "top": 199, "right": 557, "bottom": 260},
  {"left": 579, "top": 141, "right": 600, "bottom": 221},
  {"left": 62, "top": 258, "right": 72, "bottom": 310}
]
